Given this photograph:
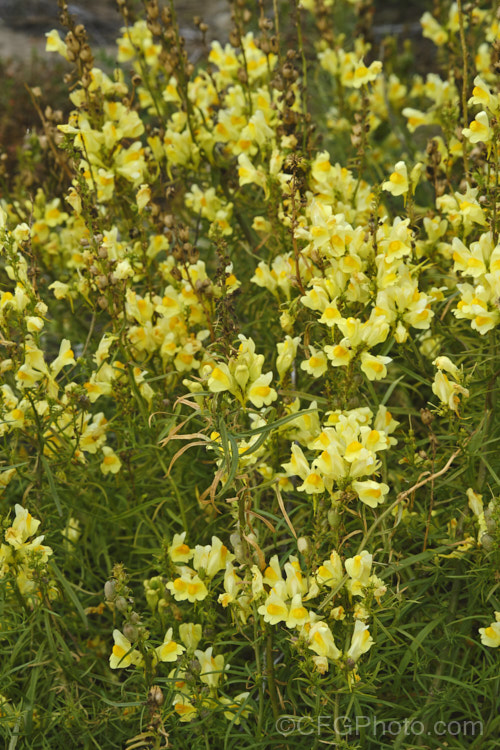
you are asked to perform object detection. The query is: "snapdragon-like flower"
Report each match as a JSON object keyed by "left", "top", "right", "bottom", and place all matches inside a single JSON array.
[
  {"left": 463, "top": 111, "right": 493, "bottom": 144},
  {"left": 166, "top": 567, "right": 208, "bottom": 602},
  {"left": 100, "top": 446, "right": 122, "bottom": 475},
  {"left": 344, "top": 59, "right": 382, "bottom": 88},
  {"left": 192, "top": 536, "right": 234, "bottom": 578},
  {"left": 156, "top": 628, "right": 185, "bottom": 662},
  {"left": 478, "top": 612, "right": 500, "bottom": 648},
  {"left": 345, "top": 550, "right": 372, "bottom": 595},
  {"left": 351, "top": 479, "right": 389, "bottom": 508},
  {"left": 307, "top": 621, "right": 342, "bottom": 660},
  {"left": 195, "top": 647, "right": 226, "bottom": 688},
  {"left": 258, "top": 584, "right": 289, "bottom": 625},
  {"left": 179, "top": 622, "right": 202, "bottom": 652},
  {"left": 346, "top": 620, "right": 374, "bottom": 661},
  {"left": 168, "top": 532, "right": 193, "bottom": 563},
  {"left": 382, "top": 161, "right": 408, "bottom": 197},
  {"left": 205, "top": 336, "right": 278, "bottom": 408},
  {"left": 432, "top": 357, "right": 469, "bottom": 413},
  {"left": 109, "top": 630, "right": 143, "bottom": 669},
  {"left": 468, "top": 75, "right": 500, "bottom": 113},
  {"left": 420, "top": 12, "right": 448, "bottom": 45}
]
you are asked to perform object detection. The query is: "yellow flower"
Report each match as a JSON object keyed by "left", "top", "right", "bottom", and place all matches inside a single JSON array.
[
  {"left": 347, "top": 620, "right": 374, "bottom": 661},
  {"left": 247, "top": 372, "right": 277, "bottom": 408},
  {"left": 50, "top": 339, "right": 75, "bottom": 377},
  {"left": 179, "top": 623, "right": 202, "bottom": 652},
  {"left": 479, "top": 614, "right": 500, "bottom": 648},
  {"left": 166, "top": 568, "right": 208, "bottom": 602},
  {"left": 298, "top": 471, "right": 325, "bottom": 494},
  {"left": 315, "top": 550, "right": 343, "bottom": 588},
  {"left": 109, "top": 630, "right": 143, "bottom": 669},
  {"left": 192, "top": 536, "right": 234, "bottom": 578},
  {"left": 173, "top": 694, "right": 197, "bottom": 722},
  {"left": 207, "top": 363, "right": 233, "bottom": 394},
  {"left": 300, "top": 347, "right": 328, "bottom": 378},
  {"left": 345, "top": 550, "right": 372, "bottom": 592},
  {"left": 307, "top": 621, "right": 341, "bottom": 660},
  {"left": 221, "top": 692, "right": 250, "bottom": 724},
  {"left": 195, "top": 646, "right": 225, "bottom": 687},
  {"left": 45, "top": 29, "right": 69, "bottom": 60},
  {"left": 286, "top": 594, "right": 310, "bottom": 629},
  {"left": 468, "top": 75, "right": 499, "bottom": 113},
  {"left": 432, "top": 371, "right": 469, "bottom": 412},
  {"left": 276, "top": 336, "right": 301, "bottom": 381},
  {"left": 382, "top": 161, "right": 409, "bottom": 197},
  {"left": 463, "top": 111, "right": 492, "bottom": 144},
  {"left": 402, "top": 107, "right": 431, "bottom": 132},
  {"left": 156, "top": 628, "right": 185, "bottom": 662},
  {"left": 136, "top": 184, "right": 151, "bottom": 212},
  {"left": 360, "top": 353, "right": 391, "bottom": 381},
  {"left": 420, "top": 12, "right": 448, "bottom": 45},
  {"left": 345, "top": 59, "right": 382, "bottom": 88},
  {"left": 352, "top": 480, "right": 389, "bottom": 508},
  {"left": 324, "top": 343, "right": 353, "bottom": 367},
  {"left": 100, "top": 446, "right": 122, "bottom": 475},
  {"left": 258, "top": 585, "right": 289, "bottom": 625},
  {"left": 168, "top": 531, "right": 193, "bottom": 563},
  {"left": 5, "top": 505, "right": 40, "bottom": 547}
]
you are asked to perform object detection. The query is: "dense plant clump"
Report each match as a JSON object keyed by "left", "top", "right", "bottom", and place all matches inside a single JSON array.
[{"left": 0, "top": 0, "right": 499, "bottom": 747}]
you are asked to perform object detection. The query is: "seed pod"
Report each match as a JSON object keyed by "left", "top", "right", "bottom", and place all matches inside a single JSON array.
[
  {"left": 104, "top": 579, "right": 116, "bottom": 600},
  {"left": 96, "top": 275, "right": 108, "bottom": 289},
  {"left": 123, "top": 623, "right": 138, "bottom": 642},
  {"left": 420, "top": 408, "right": 434, "bottom": 425},
  {"left": 149, "top": 685, "right": 164, "bottom": 706},
  {"left": 115, "top": 595, "right": 128, "bottom": 612},
  {"left": 480, "top": 533, "right": 495, "bottom": 550}
]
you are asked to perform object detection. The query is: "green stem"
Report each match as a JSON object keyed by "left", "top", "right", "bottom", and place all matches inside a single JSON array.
[
  {"left": 253, "top": 611, "right": 264, "bottom": 737},
  {"left": 266, "top": 629, "right": 280, "bottom": 720},
  {"left": 456, "top": 0, "right": 470, "bottom": 182}
]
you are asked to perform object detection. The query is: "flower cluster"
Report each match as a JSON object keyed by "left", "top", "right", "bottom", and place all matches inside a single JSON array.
[
  {"left": 1, "top": 0, "right": 500, "bottom": 744},
  {"left": 0, "top": 505, "right": 53, "bottom": 604},
  {"left": 281, "top": 406, "right": 396, "bottom": 505}
]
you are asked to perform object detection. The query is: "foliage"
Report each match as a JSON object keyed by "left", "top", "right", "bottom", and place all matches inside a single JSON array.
[{"left": 0, "top": 0, "right": 499, "bottom": 748}]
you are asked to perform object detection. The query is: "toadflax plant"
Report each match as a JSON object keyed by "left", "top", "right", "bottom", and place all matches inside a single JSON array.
[{"left": 0, "top": 0, "right": 499, "bottom": 747}]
